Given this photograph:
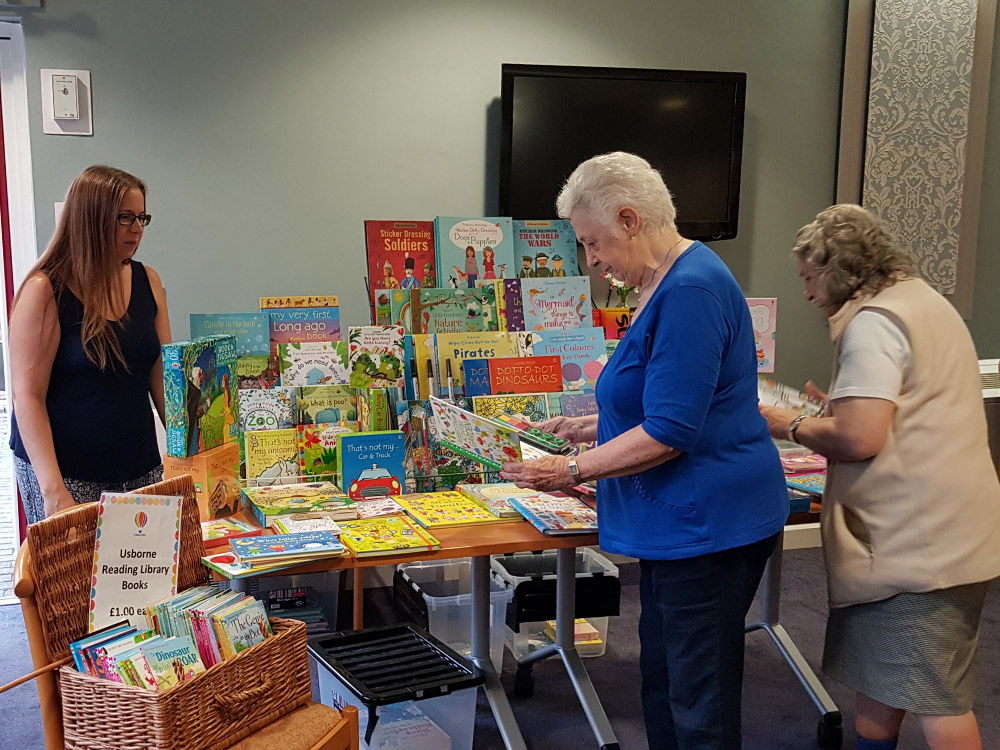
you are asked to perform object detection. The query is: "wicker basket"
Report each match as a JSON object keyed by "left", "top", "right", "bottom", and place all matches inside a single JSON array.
[{"left": 59, "top": 617, "right": 311, "bottom": 750}]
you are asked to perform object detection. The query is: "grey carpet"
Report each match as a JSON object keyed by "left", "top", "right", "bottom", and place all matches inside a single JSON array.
[{"left": 2, "top": 548, "right": 997, "bottom": 749}]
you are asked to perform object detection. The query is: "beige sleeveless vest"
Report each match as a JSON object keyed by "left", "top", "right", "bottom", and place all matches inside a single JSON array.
[{"left": 822, "top": 277, "right": 1000, "bottom": 607}]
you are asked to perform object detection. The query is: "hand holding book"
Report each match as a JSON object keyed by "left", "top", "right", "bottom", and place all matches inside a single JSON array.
[{"left": 535, "top": 414, "right": 599, "bottom": 444}]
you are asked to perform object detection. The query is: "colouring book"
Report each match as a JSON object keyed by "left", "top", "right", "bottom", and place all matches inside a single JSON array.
[
  {"left": 471, "top": 393, "right": 549, "bottom": 424},
  {"left": 520, "top": 277, "right": 591, "bottom": 331},
  {"left": 746, "top": 298, "right": 777, "bottom": 372},
  {"left": 531, "top": 327, "right": 607, "bottom": 392},
  {"left": 434, "top": 216, "right": 515, "bottom": 288},
  {"left": 189, "top": 313, "right": 270, "bottom": 356},
  {"left": 277, "top": 341, "right": 350, "bottom": 387},
  {"left": 512, "top": 219, "right": 580, "bottom": 277},
  {"left": 429, "top": 396, "right": 522, "bottom": 470},
  {"left": 272, "top": 512, "right": 344, "bottom": 535}
]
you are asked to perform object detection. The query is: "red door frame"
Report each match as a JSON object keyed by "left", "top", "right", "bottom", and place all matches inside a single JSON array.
[{"left": 0, "top": 80, "right": 28, "bottom": 544}]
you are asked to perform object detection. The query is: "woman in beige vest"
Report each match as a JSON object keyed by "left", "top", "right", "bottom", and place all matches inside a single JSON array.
[{"left": 761, "top": 205, "right": 1000, "bottom": 750}]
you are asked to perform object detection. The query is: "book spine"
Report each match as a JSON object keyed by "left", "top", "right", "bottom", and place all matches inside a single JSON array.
[{"left": 162, "top": 344, "right": 190, "bottom": 457}]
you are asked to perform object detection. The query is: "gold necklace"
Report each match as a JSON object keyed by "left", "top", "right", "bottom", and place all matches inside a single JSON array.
[{"left": 637, "top": 236, "right": 686, "bottom": 303}]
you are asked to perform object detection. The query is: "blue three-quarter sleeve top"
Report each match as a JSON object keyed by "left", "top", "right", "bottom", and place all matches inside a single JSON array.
[{"left": 593, "top": 242, "right": 788, "bottom": 560}]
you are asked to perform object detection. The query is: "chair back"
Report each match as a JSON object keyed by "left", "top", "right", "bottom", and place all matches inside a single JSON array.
[{"left": 24, "top": 475, "right": 207, "bottom": 664}]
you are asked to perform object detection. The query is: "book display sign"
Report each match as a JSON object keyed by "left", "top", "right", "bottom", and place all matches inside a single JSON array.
[{"left": 90, "top": 493, "right": 184, "bottom": 632}]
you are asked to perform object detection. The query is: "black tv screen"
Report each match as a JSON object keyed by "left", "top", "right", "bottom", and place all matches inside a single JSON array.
[{"left": 499, "top": 64, "right": 746, "bottom": 241}]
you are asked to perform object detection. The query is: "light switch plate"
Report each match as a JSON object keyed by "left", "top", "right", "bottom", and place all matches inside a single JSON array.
[
  {"left": 41, "top": 69, "right": 92, "bottom": 136},
  {"left": 52, "top": 74, "right": 79, "bottom": 119}
]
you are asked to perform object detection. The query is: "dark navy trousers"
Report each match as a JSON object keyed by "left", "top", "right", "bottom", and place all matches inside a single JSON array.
[{"left": 638, "top": 532, "right": 779, "bottom": 750}]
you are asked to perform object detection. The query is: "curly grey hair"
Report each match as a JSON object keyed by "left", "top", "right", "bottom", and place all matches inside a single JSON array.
[
  {"left": 555, "top": 152, "right": 677, "bottom": 234},
  {"left": 792, "top": 204, "right": 915, "bottom": 307}
]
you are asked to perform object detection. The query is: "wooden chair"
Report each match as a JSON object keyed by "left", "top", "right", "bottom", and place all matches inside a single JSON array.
[{"left": 9, "top": 474, "right": 358, "bottom": 750}]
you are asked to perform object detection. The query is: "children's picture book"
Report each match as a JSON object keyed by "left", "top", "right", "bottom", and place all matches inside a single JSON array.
[
  {"left": 509, "top": 494, "right": 599, "bottom": 535},
  {"left": 278, "top": 341, "right": 350, "bottom": 387},
  {"left": 358, "top": 388, "right": 391, "bottom": 432},
  {"left": 520, "top": 277, "right": 592, "bottom": 331},
  {"left": 347, "top": 325, "right": 405, "bottom": 390},
  {"left": 785, "top": 472, "right": 826, "bottom": 496},
  {"left": 230, "top": 530, "right": 345, "bottom": 565},
  {"left": 163, "top": 335, "right": 238, "bottom": 457},
  {"left": 336, "top": 431, "right": 406, "bottom": 500},
  {"left": 241, "top": 482, "right": 357, "bottom": 526},
  {"left": 260, "top": 295, "right": 340, "bottom": 310},
  {"left": 296, "top": 384, "right": 357, "bottom": 424},
  {"left": 434, "top": 331, "right": 518, "bottom": 394},
  {"left": 486, "top": 355, "right": 563, "bottom": 395},
  {"left": 298, "top": 422, "right": 355, "bottom": 480},
  {"left": 429, "top": 396, "right": 521, "bottom": 470},
  {"left": 143, "top": 634, "right": 206, "bottom": 691},
  {"left": 758, "top": 378, "right": 825, "bottom": 416},
  {"left": 397, "top": 398, "right": 485, "bottom": 493},
  {"left": 238, "top": 387, "right": 297, "bottom": 433},
  {"left": 532, "top": 327, "right": 607, "bottom": 392},
  {"left": 434, "top": 216, "right": 515, "bottom": 288},
  {"left": 338, "top": 516, "right": 441, "bottom": 557},
  {"left": 513, "top": 219, "right": 580, "bottom": 277},
  {"left": 271, "top": 512, "right": 344, "bottom": 535},
  {"left": 559, "top": 391, "right": 599, "bottom": 418},
  {"left": 243, "top": 428, "right": 300, "bottom": 487},
  {"left": 502, "top": 279, "right": 525, "bottom": 331},
  {"left": 395, "top": 490, "right": 517, "bottom": 528},
  {"left": 235, "top": 354, "right": 282, "bottom": 390},
  {"left": 456, "top": 482, "right": 540, "bottom": 518},
  {"left": 200, "top": 551, "right": 298, "bottom": 579},
  {"left": 746, "top": 298, "right": 777, "bottom": 372},
  {"left": 201, "top": 517, "right": 262, "bottom": 549},
  {"left": 190, "top": 313, "right": 270, "bottom": 356},
  {"left": 215, "top": 598, "right": 273, "bottom": 658},
  {"left": 471, "top": 393, "right": 549, "bottom": 424},
  {"left": 364, "top": 220, "right": 437, "bottom": 313},
  {"left": 416, "top": 287, "right": 494, "bottom": 335},
  {"left": 599, "top": 307, "right": 631, "bottom": 341},
  {"left": 267, "top": 306, "right": 342, "bottom": 356},
  {"left": 354, "top": 497, "right": 407, "bottom": 518}
]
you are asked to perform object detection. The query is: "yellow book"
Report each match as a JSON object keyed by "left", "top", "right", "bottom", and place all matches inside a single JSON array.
[
  {"left": 338, "top": 516, "right": 440, "bottom": 558},
  {"left": 395, "top": 490, "right": 518, "bottom": 529},
  {"left": 434, "top": 331, "right": 518, "bottom": 391}
]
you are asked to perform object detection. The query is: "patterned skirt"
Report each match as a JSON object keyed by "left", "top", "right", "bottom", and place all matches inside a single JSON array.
[
  {"left": 14, "top": 455, "right": 164, "bottom": 525},
  {"left": 823, "top": 581, "right": 992, "bottom": 715}
]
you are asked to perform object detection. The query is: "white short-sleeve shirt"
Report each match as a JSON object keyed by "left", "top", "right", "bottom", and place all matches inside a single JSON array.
[{"left": 829, "top": 309, "right": 912, "bottom": 404}]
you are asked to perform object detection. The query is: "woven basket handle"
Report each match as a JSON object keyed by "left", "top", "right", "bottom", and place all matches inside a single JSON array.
[{"left": 212, "top": 676, "right": 274, "bottom": 723}]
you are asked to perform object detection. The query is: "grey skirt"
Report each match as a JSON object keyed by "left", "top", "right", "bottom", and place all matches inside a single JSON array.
[{"left": 823, "top": 582, "right": 991, "bottom": 715}]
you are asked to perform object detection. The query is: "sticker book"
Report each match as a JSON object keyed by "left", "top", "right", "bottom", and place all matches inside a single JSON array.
[
  {"left": 434, "top": 216, "right": 515, "bottom": 288},
  {"left": 531, "top": 327, "right": 607, "bottom": 392},
  {"left": 364, "top": 220, "right": 437, "bottom": 315},
  {"left": 512, "top": 219, "right": 580, "bottom": 277}
]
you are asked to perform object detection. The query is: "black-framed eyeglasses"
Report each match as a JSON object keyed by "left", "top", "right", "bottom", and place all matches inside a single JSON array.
[{"left": 116, "top": 213, "right": 152, "bottom": 227}]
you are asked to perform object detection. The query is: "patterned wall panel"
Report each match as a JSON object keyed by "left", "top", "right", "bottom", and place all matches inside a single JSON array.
[{"left": 863, "top": 0, "right": 978, "bottom": 295}]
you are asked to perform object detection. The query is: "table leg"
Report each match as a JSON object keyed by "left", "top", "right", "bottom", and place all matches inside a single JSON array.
[
  {"left": 471, "top": 555, "right": 528, "bottom": 750},
  {"left": 556, "top": 547, "right": 619, "bottom": 749},
  {"left": 353, "top": 567, "right": 364, "bottom": 630}
]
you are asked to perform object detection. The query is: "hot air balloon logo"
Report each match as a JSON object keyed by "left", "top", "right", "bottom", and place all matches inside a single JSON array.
[{"left": 134, "top": 511, "right": 148, "bottom": 532}]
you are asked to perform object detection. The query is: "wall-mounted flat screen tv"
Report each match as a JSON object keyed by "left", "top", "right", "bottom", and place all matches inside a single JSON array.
[{"left": 499, "top": 64, "right": 746, "bottom": 241}]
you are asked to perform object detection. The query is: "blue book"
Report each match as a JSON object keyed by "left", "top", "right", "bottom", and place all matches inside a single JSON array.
[
  {"left": 434, "top": 217, "right": 515, "bottom": 288},
  {"left": 531, "top": 327, "right": 607, "bottom": 392},
  {"left": 460, "top": 358, "right": 492, "bottom": 396},
  {"left": 229, "top": 530, "right": 345, "bottom": 564},
  {"left": 69, "top": 622, "right": 133, "bottom": 673},
  {"left": 513, "top": 219, "right": 580, "bottom": 277},
  {"left": 189, "top": 313, "right": 270, "bottom": 356},
  {"left": 336, "top": 431, "right": 406, "bottom": 500}
]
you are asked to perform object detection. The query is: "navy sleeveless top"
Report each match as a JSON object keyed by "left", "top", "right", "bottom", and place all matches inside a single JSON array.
[{"left": 10, "top": 261, "right": 162, "bottom": 482}]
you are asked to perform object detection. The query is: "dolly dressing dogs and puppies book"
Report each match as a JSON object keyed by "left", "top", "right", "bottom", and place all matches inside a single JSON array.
[{"left": 434, "top": 216, "right": 515, "bottom": 288}]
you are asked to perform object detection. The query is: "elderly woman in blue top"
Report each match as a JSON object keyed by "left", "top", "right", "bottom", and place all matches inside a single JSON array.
[{"left": 502, "top": 152, "right": 788, "bottom": 750}]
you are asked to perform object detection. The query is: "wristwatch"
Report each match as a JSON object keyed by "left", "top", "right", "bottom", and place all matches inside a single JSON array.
[
  {"left": 788, "top": 414, "right": 808, "bottom": 444},
  {"left": 567, "top": 458, "right": 580, "bottom": 477}
]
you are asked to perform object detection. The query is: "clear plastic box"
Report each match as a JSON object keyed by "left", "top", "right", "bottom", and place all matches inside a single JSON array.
[
  {"left": 505, "top": 616, "right": 610, "bottom": 659},
  {"left": 240, "top": 569, "right": 342, "bottom": 629},
  {"left": 394, "top": 558, "right": 512, "bottom": 673}
]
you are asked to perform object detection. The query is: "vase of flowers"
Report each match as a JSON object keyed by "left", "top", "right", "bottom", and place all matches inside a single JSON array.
[{"left": 607, "top": 276, "right": 637, "bottom": 309}]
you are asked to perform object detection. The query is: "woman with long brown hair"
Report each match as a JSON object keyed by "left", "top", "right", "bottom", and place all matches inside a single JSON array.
[{"left": 8, "top": 165, "right": 171, "bottom": 523}]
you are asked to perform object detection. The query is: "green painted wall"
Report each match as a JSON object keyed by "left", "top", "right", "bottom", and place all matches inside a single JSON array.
[{"left": 20, "top": 0, "right": 845, "bottom": 387}]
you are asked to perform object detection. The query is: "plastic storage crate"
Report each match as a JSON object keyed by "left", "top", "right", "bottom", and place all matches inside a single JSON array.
[
  {"left": 242, "top": 569, "right": 342, "bottom": 629},
  {"left": 506, "top": 615, "right": 610, "bottom": 658},
  {"left": 491, "top": 548, "right": 620, "bottom": 659},
  {"left": 308, "top": 624, "right": 484, "bottom": 750},
  {"left": 393, "top": 558, "right": 512, "bottom": 672}
]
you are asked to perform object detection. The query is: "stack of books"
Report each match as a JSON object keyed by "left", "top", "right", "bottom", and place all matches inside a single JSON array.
[
  {"left": 229, "top": 530, "right": 346, "bottom": 568},
  {"left": 509, "top": 494, "right": 598, "bottom": 535},
  {"left": 456, "top": 482, "right": 540, "bottom": 518},
  {"left": 241, "top": 482, "right": 357, "bottom": 527},
  {"left": 338, "top": 516, "right": 441, "bottom": 558}
]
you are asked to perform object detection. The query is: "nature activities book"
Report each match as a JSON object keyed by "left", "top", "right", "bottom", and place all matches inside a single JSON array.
[{"left": 434, "top": 217, "right": 515, "bottom": 288}]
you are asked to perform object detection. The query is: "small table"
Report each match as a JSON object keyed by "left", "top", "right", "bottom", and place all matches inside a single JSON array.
[{"left": 219, "top": 521, "right": 617, "bottom": 750}]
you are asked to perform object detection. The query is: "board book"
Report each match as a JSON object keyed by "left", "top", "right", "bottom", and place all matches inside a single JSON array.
[
  {"left": 238, "top": 387, "right": 296, "bottom": 433},
  {"left": 298, "top": 422, "right": 356, "bottom": 480},
  {"left": 296, "top": 384, "right": 357, "bottom": 424},
  {"left": 277, "top": 341, "right": 350, "bottom": 387},
  {"left": 243, "top": 428, "right": 299, "bottom": 486},
  {"left": 338, "top": 516, "right": 441, "bottom": 557},
  {"left": 336, "top": 430, "right": 406, "bottom": 500},
  {"left": 347, "top": 325, "right": 405, "bottom": 390},
  {"left": 163, "top": 334, "right": 238, "bottom": 457}
]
